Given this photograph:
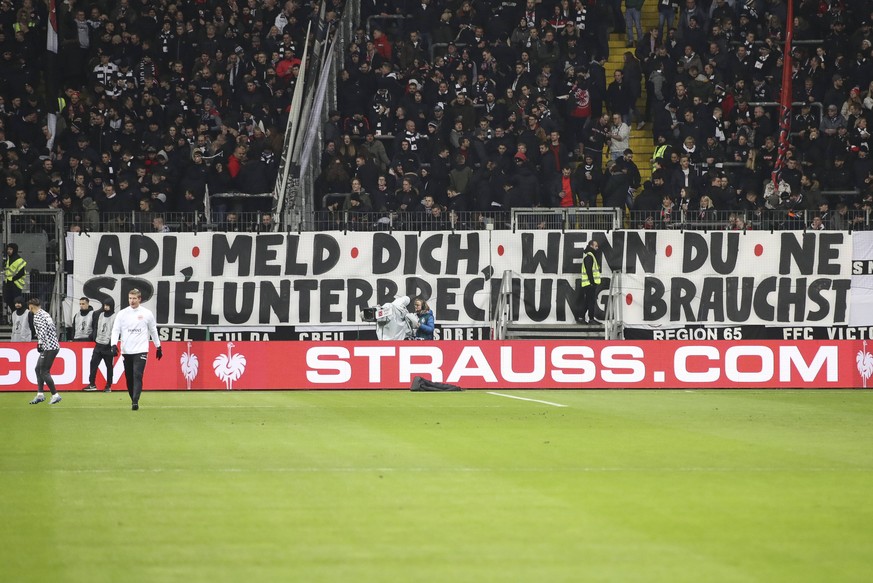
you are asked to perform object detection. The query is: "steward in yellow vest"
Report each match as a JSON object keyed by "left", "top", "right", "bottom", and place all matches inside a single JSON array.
[
  {"left": 578, "top": 239, "right": 602, "bottom": 325},
  {"left": 4, "top": 242, "right": 27, "bottom": 315},
  {"left": 652, "top": 142, "right": 672, "bottom": 173}
]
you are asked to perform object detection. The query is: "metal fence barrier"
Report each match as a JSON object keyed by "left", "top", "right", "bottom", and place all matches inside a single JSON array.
[
  {"left": 92, "top": 212, "right": 278, "bottom": 233},
  {"left": 1, "top": 209, "right": 65, "bottom": 334},
  {"left": 82, "top": 207, "right": 870, "bottom": 234},
  {"left": 627, "top": 208, "right": 871, "bottom": 231}
]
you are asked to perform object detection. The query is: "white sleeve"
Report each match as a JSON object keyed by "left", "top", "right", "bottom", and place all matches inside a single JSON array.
[
  {"left": 111, "top": 309, "right": 123, "bottom": 346},
  {"left": 148, "top": 311, "right": 160, "bottom": 347}
]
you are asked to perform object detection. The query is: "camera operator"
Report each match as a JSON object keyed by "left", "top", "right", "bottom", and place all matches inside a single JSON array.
[{"left": 364, "top": 296, "right": 418, "bottom": 341}]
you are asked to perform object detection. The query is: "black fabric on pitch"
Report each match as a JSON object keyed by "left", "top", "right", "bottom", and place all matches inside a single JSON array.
[{"left": 410, "top": 376, "right": 463, "bottom": 392}]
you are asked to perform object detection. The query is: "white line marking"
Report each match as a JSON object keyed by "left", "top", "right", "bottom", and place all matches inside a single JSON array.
[
  {"left": 74, "top": 404, "right": 282, "bottom": 409},
  {"left": 22, "top": 404, "right": 503, "bottom": 410},
  {"left": 0, "top": 467, "right": 868, "bottom": 475},
  {"left": 487, "top": 392, "right": 568, "bottom": 407},
  {"left": 7, "top": 404, "right": 286, "bottom": 410}
]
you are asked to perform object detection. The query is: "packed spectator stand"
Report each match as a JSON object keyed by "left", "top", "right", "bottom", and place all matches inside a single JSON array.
[
  {"left": 0, "top": 0, "right": 871, "bottom": 236},
  {"left": 1, "top": 0, "right": 293, "bottom": 234},
  {"left": 318, "top": 0, "right": 873, "bottom": 233}
]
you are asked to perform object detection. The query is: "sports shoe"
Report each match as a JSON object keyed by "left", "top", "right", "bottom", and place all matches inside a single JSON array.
[
  {"left": 104, "top": 384, "right": 112, "bottom": 393},
  {"left": 83, "top": 384, "right": 98, "bottom": 392},
  {"left": 636, "top": 121, "right": 646, "bottom": 130},
  {"left": 132, "top": 403, "right": 139, "bottom": 411},
  {"left": 29, "top": 393, "right": 45, "bottom": 405},
  {"left": 50, "top": 394, "right": 62, "bottom": 405}
]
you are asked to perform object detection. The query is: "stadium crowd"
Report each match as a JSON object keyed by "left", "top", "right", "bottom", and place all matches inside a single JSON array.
[
  {"left": 0, "top": 0, "right": 300, "bottom": 233},
  {"left": 320, "top": 0, "right": 873, "bottom": 231},
  {"left": 0, "top": 1, "right": 871, "bottom": 233}
]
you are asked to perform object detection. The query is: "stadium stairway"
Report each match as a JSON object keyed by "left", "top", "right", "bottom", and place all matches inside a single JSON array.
[
  {"left": 603, "top": 3, "right": 659, "bottom": 188},
  {"left": 504, "top": 322, "right": 604, "bottom": 340}
]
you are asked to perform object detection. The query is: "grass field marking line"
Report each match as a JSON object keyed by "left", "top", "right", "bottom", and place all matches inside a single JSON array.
[
  {"left": 486, "top": 392, "right": 568, "bottom": 407},
  {"left": 2, "top": 466, "right": 871, "bottom": 475},
  {"left": 45, "top": 405, "right": 287, "bottom": 410},
  {"left": 38, "top": 404, "right": 505, "bottom": 410}
]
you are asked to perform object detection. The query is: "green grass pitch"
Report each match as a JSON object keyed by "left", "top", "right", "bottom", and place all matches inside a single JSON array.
[{"left": 2, "top": 389, "right": 872, "bottom": 582}]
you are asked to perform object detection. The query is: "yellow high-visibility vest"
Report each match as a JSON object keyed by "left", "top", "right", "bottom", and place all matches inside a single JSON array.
[
  {"left": 652, "top": 144, "right": 669, "bottom": 172},
  {"left": 5, "top": 256, "right": 27, "bottom": 290},
  {"left": 580, "top": 252, "right": 601, "bottom": 287}
]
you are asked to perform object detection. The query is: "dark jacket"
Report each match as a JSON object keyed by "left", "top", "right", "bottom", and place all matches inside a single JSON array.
[{"left": 602, "top": 170, "right": 631, "bottom": 210}]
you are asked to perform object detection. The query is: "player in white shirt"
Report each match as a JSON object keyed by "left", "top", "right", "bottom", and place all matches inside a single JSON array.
[{"left": 110, "top": 289, "right": 162, "bottom": 410}]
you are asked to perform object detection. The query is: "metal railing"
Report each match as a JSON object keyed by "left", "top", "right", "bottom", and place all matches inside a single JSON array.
[
  {"left": 291, "top": 5, "right": 356, "bottom": 232},
  {"left": 605, "top": 271, "right": 624, "bottom": 341},
  {"left": 511, "top": 207, "right": 624, "bottom": 231},
  {"left": 1, "top": 209, "right": 65, "bottom": 336},
  {"left": 305, "top": 207, "right": 626, "bottom": 232},
  {"left": 65, "top": 207, "right": 873, "bottom": 234},
  {"left": 627, "top": 208, "right": 871, "bottom": 231},
  {"left": 492, "top": 270, "right": 513, "bottom": 341},
  {"left": 310, "top": 208, "right": 505, "bottom": 232},
  {"left": 92, "top": 212, "right": 278, "bottom": 233}
]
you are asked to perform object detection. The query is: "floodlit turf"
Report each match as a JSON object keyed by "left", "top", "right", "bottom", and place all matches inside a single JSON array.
[{"left": 2, "top": 390, "right": 873, "bottom": 582}]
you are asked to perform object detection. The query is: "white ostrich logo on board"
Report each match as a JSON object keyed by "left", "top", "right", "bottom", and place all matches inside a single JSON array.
[
  {"left": 858, "top": 340, "right": 873, "bottom": 389},
  {"left": 213, "top": 342, "right": 247, "bottom": 391},
  {"left": 180, "top": 341, "right": 199, "bottom": 390}
]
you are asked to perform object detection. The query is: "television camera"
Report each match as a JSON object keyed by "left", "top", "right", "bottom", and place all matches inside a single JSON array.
[{"left": 361, "top": 296, "right": 420, "bottom": 340}]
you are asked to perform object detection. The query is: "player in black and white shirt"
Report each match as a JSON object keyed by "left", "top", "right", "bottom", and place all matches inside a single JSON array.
[{"left": 28, "top": 298, "right": 62, "bottom": 405}]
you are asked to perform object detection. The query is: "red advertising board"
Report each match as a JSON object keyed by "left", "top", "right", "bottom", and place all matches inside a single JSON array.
[{"left": 1, "top": 341, "right": 870, "bottom": 391}]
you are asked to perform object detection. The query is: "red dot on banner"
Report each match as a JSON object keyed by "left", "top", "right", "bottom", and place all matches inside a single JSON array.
[
  {"left": 192, "top": 247, "right": 200, "bottom": 257},
  {"left": 755, "top": 244, "right": 763, "bottom": 256},
  {"left": 351, "top": 247, "right": 359, "bottom": 258},
  {"left": 665, "top": 245, "right": 673, "bottom": 257},
  {"left": 626, "top": 293, "right": 633, "bottom": 305},
  {"left": 497, "top": 245, "right": 505, "bottom": 256}
]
